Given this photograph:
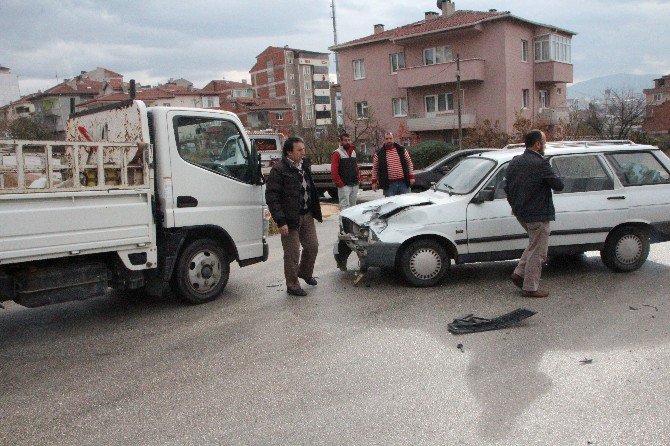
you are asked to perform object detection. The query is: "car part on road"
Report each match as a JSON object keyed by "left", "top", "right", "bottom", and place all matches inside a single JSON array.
[
  {"left": 600, "top": 226, "right": 650, "bottom": 272},
  {"left": 447, "top": 308, "right": 537, "bottom": 334}
]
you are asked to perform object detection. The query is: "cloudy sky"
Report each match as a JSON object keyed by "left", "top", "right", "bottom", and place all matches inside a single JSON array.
[{"left": 2, "top": 0, "right": 668, "bottom": 94}]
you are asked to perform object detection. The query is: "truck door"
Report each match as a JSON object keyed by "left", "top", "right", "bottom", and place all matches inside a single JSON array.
[{"left": 165, "top": 112, "right": 264, "bottom": 260}]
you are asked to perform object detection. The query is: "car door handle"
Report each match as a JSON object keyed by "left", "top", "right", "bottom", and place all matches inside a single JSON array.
[
  {"left": 607, "top": 196, "right": 626, "bottom": 200},
  {"left": 177, "top": 196, "right": 198, "bottom": 208}
]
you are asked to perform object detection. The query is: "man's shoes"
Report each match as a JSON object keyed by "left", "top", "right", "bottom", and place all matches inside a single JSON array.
[
  {"left": 287, "top": 287, "right": 307, "bottom": 297},
  {"left": 521, "top": 289, "right": 549, "bottom": 298},
  {"left": 300, "top": 276, "right": 318, "bottom": 286},
  {"left": 510, "top": 273, "right": 523, "bottom": 289}
]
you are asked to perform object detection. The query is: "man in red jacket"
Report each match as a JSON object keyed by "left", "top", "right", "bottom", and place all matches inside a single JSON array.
[{"left": 330, "top": 133, "right": 360, "bottom": 209}]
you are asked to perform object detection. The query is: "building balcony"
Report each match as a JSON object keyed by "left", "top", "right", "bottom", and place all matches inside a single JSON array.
[
  {"left": 534, "top": 61, "right": 573, "bottom": 84},
  {"left": 406, "top": 113, "right": 477, "bottom": 132},
  {"left": 397, "top": 59, "right": 485, "bottom": 89},
  {"left": 537, "top": 106, "right": 570, "bottom": 125}
]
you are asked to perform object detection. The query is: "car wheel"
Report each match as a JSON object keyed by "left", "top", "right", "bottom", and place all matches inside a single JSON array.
[
  {"left": 399, "top": 239, "right": 449, "bottom": 287},
  {"left": 172, "top": 239, "right": 230, "bottom": 304},
  {"left": 601, "top": 226, "right": 650, "bottom": 272}
]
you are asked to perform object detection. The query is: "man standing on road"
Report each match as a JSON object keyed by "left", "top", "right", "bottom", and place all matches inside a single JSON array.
[
  {"left": 266, "top": 137, "right": 323, "bottom": 297},
  {"left": 330, "top": 133, "right": 360, "bottom": 209},
  {"left": 505, "top": 130, "right": 564, "bottom": 298},
  {"left": 372, "top": 132, "right": 415, "bottom": 197}
]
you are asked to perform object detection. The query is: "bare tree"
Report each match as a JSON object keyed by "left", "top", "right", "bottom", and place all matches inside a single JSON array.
[
  {"left": 341, "top": 105, "right": 384, "bottom": 158},
  {"left": 585, "top": 89, "right": 646, "bottom": 140}
]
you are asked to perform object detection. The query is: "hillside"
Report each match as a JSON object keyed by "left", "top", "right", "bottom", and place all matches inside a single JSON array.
[{"left": 567, "top": 73, "right": 660, "bottom": 100}]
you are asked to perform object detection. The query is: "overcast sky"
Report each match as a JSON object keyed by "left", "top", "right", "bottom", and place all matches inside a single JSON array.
[{"left": 1, "top": 0, "right": 668, "bottom": 95}]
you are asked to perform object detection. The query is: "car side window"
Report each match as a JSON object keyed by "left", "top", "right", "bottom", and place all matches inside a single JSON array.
[
  {"left": 481, "top": 164, "right": 508, "bottom": 199},
  {"left": 173, "top": 116, "right": 253, "bottom": 184},
  {"left": 550, "top": 155, "right": 613, "bottom": 194},
  {"left": 604, "top": 152, "right": 670, "bottom": 186}
]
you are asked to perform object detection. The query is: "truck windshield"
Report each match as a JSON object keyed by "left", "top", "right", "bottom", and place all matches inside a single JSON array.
[
  {"left": 435, "top": 157, "right": 496, "bottom": 194},
  {"left": 173, "top": 116, "right": 257, "bottom": 184}
]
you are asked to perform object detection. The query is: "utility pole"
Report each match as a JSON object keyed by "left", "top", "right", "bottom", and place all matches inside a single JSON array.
[
  {"left": 456, "top": 53, "right": 462, "bottom": 150},
  {"left": 330, "top": 0, "right": 339, "bottom": 81}
]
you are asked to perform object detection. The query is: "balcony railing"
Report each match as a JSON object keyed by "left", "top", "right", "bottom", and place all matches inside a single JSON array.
[
  {"left": 534, "top": 61, "right": 573, "bottom": 84},
  {"left": 397, "top": 59, "right": 485, "bottom": 89},
  {"left": 406, "top": 113, "right": 477, "bottom": 132},
  {"left": 537, "top": 107, "right": 570, "bottom": 125}
]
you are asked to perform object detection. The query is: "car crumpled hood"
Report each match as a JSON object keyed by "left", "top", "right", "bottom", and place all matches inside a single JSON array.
[{"left": 340, "top": 194, "right": 434, "bottom": 226}]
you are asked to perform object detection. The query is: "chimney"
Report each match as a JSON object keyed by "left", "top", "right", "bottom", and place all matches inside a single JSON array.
[
  {"left": 425, "top": 11, "right": 439, "bottom": 20},
  {"left": 439, "top": 0, "right": 456, "bottom": 16},
  {"left": 374, "top": 24, "right": 385, "bottom": 34},
  {"left": 241, "top": 79, "right": 247, "bottom": 84}
]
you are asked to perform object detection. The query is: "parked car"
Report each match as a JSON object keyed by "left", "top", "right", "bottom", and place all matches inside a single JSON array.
[
  {"left": 412, "top": 148, "right": 495, "bottom": 192},
  {"left": 337, "top": 141, "right": 670, "bottom": 286}
]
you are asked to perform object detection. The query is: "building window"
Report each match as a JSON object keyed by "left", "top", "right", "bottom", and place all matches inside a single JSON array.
[
  {"left": 291, "top": 89, "right": 296, "bottom": 95},
  {"left": 302, "top": 66, "right": 311, "bottom": 77},
  {"left": 539, "top": 90, "right": 549, "bottom": 109},
  {"left": 353, "top": 59, "right": 366, "bottom": 80},
  {"left": 275, "top": 113, "right": 283, "bottom": 120},
  {"left": 306, "top": 111, "right": 313, "bottom": 120},
  {"left": 292, "top": 104, "right": 297, "bottom": 110},
  {"left": 266, "top": 61, "right": 273, "bottom": 69},
  {"left": 424, "top": 93, "right": 454, "bottom": 114},
  {"left": 392, "top": 98, "right": 408, "bottom": 117},
  {"left": 269, "top": 86, "right": 276, "bottom": 98},
  {"left": 305, "top": 97, "right": 313, "bottom": 106},
  {"left": 522, "top": 89, "right": 530, "bottom": 109},
  {"left": 286, "top": 52, "right": 294, "bottom": 64},
  {"left": 654, "top": 93, "right": 662, "bottom": 101},
  {"left": 521, "top": 40, "right": 529, "bottom": 62},
  {"left": 289, "top": 73, "right": 295, "bottom": 80},
  {"left": 534, "top": 35, "right": 571, "bottom": 63},
  {"left": 355, "top": 101, "right": 369, "bottom": 119},
  {"left": 423, "top": 46, "right": 452, "bottom": 65},
  {"left": 390, "top": 52, "right": 405, "bottom": 73},
  {"left": 304, "top": 81, "right": 311, "bottom": 91}
]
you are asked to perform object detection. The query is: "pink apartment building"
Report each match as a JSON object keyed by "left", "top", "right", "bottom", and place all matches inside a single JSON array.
[{"left": 331, "top": 0, "right": 575, "bottom": 144}]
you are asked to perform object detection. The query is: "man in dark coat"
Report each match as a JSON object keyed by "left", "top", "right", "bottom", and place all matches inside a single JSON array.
[
  {"left": 505, "top": 130, "right": 564, "bottom": 298},
  {"left": 265, "top": 136, "right": 322, "bottom": 296}
]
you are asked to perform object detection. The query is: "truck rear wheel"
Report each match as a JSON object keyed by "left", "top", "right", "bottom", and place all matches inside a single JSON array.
[{"left": 173, "top": 239, "right": 229, "bottom": 304}]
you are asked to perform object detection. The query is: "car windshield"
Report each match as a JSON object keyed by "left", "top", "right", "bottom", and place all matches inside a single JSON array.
[{"left": 436, "top": 157, "right": 496, "bottom": 194}]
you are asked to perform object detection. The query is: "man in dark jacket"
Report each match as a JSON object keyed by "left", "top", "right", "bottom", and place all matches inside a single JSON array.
[
  {"left": 504, "top": 130, "right": 564, "bottom": 298},
  {"left": 266, "top": 137, "right": 323, "bottom": 296},
  {"left": 330, "top": 133, "right": 360, "bottom": 209}
]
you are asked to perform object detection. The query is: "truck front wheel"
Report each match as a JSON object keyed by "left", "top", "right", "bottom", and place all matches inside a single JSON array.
[{"left": 173, "top": 239, "right": 230, "bottom": 304}]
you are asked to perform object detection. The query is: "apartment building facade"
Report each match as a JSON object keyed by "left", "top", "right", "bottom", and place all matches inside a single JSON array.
[
  {"left": 250, "top": 46, "right": 332, "bottom": 130},
  {"left": 0, "top": 66, "right": 21, "bottom": 107},
  {"left": 643, "top": 74, "right": 670, "bottom": 136},
  {"left": 331, "top": 1, "right": 574, "bottom": 144}
]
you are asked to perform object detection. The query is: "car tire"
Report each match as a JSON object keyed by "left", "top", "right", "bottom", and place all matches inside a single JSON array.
[
  {"left": 600, "top": 226, "right": 650, "bottom": 272},
  {"left": 172, "top": 239, "right": 230, "bottom": 304},
  {"left": 399, "top": 239, "right": 449, "bottom": 287}
]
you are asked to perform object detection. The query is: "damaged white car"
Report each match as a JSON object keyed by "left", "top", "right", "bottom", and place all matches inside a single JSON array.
[{"left": 336, "top": 141, "right": 670, "bottom": 287}]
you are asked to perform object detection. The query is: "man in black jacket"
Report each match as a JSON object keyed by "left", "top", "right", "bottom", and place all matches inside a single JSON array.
[
  {"left": 504, "top": 130, "right": 564, "bottom": 298},
  {"left": 266, "top": 137, "right": 323, "bottom": 296}
]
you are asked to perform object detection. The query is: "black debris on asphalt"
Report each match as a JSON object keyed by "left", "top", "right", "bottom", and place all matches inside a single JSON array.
[
  {"left": 448, "top": 308, "right": 537, "bottom": 334},
  {"left": 579, "top": 358, "right": 593, "bottom": 365},
  {"left": 457, "top": 343, "right": 464, "bottom": 352}
]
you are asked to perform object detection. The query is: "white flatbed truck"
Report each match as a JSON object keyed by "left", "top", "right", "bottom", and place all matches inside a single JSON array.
[{"left": 0, "top": 100, "right": 269, "bottom": 307}]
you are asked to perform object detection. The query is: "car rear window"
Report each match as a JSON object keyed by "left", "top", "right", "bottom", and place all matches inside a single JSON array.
[{"left": 604, "top": 152, "right": 670, "bottom": 186}]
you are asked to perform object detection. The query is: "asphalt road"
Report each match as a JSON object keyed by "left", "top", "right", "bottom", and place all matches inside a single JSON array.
[{"left": 2, "top": 196, "right": 670, "bottom": 445}]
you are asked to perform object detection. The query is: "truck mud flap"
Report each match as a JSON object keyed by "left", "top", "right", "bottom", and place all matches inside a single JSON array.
[
  {"left": 448, "top": 308, "right": 537, "bottom": 334},
  {"left": 13, "top": 263, "right": 109, "bottom": 308}
]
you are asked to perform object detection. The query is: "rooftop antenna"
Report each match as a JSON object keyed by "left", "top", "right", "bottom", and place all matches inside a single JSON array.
[{"left": 330, "top": 0, "right": 339, "bottom": 81}]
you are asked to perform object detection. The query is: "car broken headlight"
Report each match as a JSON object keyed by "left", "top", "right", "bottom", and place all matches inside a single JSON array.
[{"left": 369, "top": 219, "right": 388, "bottom": 235}]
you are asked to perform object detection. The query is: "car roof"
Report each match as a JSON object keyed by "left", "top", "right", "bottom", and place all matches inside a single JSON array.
[{"left": 474, "top": 141, "right": 661, "bottom": 162}]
